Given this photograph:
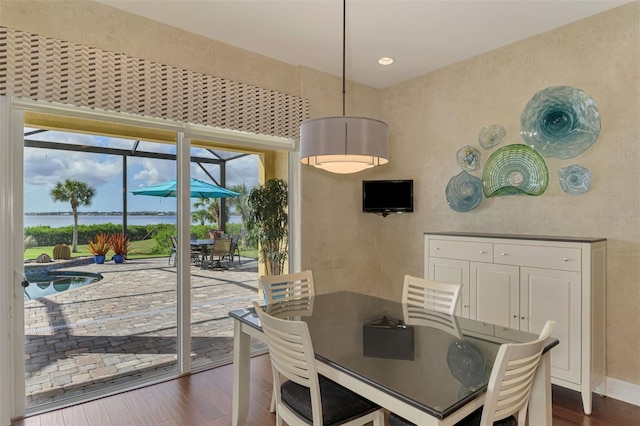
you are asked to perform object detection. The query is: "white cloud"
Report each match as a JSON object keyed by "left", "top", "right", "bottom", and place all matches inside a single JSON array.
[
  {"left": 131, "top": 158, "right": 176, "bottom": 185},
  {"left": 24, "top": 148, "right": 122, "bottom": 189}
]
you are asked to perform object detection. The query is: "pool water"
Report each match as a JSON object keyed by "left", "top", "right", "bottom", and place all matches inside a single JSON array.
[{"left": 24, "top": 271, "right": 103, "bottom": 300}]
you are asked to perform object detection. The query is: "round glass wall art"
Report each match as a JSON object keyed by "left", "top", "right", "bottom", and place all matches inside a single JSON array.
[
  {"left": 456, "top": 145, "right": 481, "bottom": 171},
  {"left": 478, "top": 124, "right": 506, "bottom": 149},
  {"left": 520, "top": 86, "right": 600, "bottom": 159},
  {"left": 558, "top": 164, "right": 591, "bottom": 194},
  {"left": 482, "top": 144, "right": 548, "bottom": 197},
  {"left": 446, "top": 171, "right": 483, "bottom": 212}
]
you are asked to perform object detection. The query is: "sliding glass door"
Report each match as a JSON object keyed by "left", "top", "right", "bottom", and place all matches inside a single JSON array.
[
  {"left": 23, "top": 126, "right": 180, "bottom": 410},
  {"left": 5, "top": 97, "right": 293, "bottom": 417}
]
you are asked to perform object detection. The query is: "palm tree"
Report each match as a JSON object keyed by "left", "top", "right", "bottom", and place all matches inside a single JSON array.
[
  {"left": 229, "top": 183, "right": 251, "bottom": 225},
  {"left": 50, "top": 179, "right": 96, "bottom": 252},
  {"left": 191, "top": 208, "right": 213, "bottom": 226},
  {"left": 192, "top": 197, "right": 230, "bottom": 230}
]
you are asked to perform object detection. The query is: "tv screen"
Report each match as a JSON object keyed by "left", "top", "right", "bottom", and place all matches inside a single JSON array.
[{"left": 362, "top": 180, "right": 413, "bottom": 215}]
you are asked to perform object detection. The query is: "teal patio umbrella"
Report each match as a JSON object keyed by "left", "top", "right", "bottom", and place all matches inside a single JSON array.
[{"left": 131, "top": 177, "right": 239, "bottom": 199}]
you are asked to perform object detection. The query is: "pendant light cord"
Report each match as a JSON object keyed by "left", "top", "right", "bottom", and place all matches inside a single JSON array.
[{"left": 342, "top": 0, "right": 346, "bottom": 117}]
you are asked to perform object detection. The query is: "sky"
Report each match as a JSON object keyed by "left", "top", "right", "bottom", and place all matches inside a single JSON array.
[{"left": 24, "top": 129, "right": 259, "bottom": 213}]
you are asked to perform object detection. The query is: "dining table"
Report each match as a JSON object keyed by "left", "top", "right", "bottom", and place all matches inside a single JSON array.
[
  {"left": 228, "top": 291, "right": 558, "bottom": 426},
  {"left": 189, "top": 238, "right": 216, "bottom": 266}
]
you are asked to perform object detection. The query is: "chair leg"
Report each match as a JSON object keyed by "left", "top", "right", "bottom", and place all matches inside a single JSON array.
[
  {"left": 373, "top": 409, "right": 385, "bottom": 426},
  {"left": 270, "top": 384, "right": 276, "bottom": 412}
]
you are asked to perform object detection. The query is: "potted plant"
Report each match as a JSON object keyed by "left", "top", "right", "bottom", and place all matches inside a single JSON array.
[
  {"left": 109, "top": 233, "right": 130, "bottom": 264},
  {"left": 88, "top": 233, "right": 110, "bottom": 264},
  {"left": 246, "top": 178, "right": 288, "bottom": 276}
]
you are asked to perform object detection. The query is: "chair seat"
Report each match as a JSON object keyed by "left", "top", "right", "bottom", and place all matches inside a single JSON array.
[
  {"left": 388, "top": 408, "right": 517, "bottom": 426},
  {"left": 281, "top": 375, "right": 379, "bottom": 425}
]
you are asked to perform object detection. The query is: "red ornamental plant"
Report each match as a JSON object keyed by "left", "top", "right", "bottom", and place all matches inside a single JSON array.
[
  {"left": 88, "top": 233, "right": 110, "bottom": 256},
  {"left": 109, "top": 233, "right": 130, "bottom": 256}
]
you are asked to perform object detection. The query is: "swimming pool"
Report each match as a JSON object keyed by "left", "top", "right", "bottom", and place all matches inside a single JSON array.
[{"left": 24, "top": 271, "right": 103, "bottom": 300}]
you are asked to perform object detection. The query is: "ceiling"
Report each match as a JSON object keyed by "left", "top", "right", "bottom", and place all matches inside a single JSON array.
[{"left": 97, "top": 0, "right": 629, "bottom": 89}]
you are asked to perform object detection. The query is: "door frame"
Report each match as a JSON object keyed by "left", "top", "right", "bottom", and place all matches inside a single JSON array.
[{"left": 1, "top": 96, "right": 297, "bottom": 420}]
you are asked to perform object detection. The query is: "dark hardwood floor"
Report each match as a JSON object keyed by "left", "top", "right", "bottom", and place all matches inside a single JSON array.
[{"left": 11, "top": 354, "right": 640, "bottom": 425}]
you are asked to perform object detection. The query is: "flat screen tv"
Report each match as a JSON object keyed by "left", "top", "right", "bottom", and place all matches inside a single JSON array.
[{"left": 362, "top": 180, "right": 413, "bottom": 216}]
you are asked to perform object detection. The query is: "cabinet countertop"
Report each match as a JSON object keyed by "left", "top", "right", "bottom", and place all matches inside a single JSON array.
[{"left": 424, "top": 231, "right": 606, "bottom": 243}]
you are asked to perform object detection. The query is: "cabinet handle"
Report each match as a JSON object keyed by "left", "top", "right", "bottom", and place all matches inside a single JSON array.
[
  {"left": 480, "top": 250, "right": 486, "bottom": 254},
  {"left": 521, "top": 316, "right": 526, "bottom": 320},
  {"left": 513, "top": 315, "right": 517, "bottom": 318},
  {"left": 501, "top": 252, "right": 507, "bottom": 256},
  {"left": 563, "top": 258, "right": 569, "bottom": 262},
  {"left": 434, "top": 247, "right": 440, "bottom": 251},
  {"left": 463, "top": 304, "right": 469, "bottom": 308}
]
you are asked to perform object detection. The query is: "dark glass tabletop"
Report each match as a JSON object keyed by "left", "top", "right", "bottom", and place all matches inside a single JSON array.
[{"left": 229, "top": 291, "right": 556, "bottom": 420}]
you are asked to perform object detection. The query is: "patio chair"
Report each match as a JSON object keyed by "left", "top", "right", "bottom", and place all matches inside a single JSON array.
[
  {"left": 202, "top": 238, "right": 232, "bottom": 270},
  {"left": 169, "top": 235, "right": 202, "bottom": 266},
  {"left": 168, "top": 235, "right": 177, "bottom": 265},
  {"left": 229, "top": 235, "right": 241, "bottom": 265}
]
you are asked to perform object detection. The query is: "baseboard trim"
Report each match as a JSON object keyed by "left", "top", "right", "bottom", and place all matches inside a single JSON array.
[{"left": 602, "top": 376, "right": 640, "bottom": 407}]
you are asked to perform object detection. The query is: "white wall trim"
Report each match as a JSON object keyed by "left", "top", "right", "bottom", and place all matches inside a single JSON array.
[
  {"left": 603, "top": 376, "right": 640, "bottom": 407},
  {"left": 0, "top": 96, "right": 12, "bottom": 426}
]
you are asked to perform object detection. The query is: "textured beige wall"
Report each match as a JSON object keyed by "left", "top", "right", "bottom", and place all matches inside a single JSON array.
[
  {"left": 2, "top": 0, "right": 638, "bottom": 388},
  {"left": 376, "top": 2, "right": 640, "bottom": 385},
  {"left": 0, "top": 0, "right": 299, "bottom": 94}
]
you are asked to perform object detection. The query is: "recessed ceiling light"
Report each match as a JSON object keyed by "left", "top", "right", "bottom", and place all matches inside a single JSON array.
[{"left": 378, "top": 57, "right": 394, "bottom": 66}]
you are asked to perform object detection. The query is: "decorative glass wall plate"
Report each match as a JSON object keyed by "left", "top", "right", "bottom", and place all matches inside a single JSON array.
[
  {"left": 558, "top": 164, "right": 592, "bottom": 194},
  {"left": 446, "top": 171, "right": 483, "bottom": 212},
  {"left": 520, "top": 86, "right": 600, "bottom": 159},
  {"left": 482, "top": 144, "right": 548, "bottom": 197},
  {"left": 456, "top": 145, "right": 481, "bottom": 171},
  {"left": 478, "top": 124, "right": 506, "bottom": 149}
]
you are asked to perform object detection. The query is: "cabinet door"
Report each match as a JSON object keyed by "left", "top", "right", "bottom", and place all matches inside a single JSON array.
[
  {"left": 427, "top": 258, "right": 470, "bottom": 317},
  {"left": 470, "top": 262, "right": 520, "bottom": 329},
  {"left": 520, "top": 267, "right": 581, "bottom": 385}
]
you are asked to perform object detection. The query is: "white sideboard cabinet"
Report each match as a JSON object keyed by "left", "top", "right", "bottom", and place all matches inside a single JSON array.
[{"left": 424, "top": 232, "right": 606, "bottom": 415}]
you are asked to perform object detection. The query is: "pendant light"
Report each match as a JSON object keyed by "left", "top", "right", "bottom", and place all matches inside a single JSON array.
[{"left": 299, "top": 0, "right": 389, "bottom": 174}]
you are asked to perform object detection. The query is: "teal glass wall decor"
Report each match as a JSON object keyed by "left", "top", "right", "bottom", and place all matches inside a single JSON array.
[
  {"left": 558, "top": 164, "right": 592, "bottom": 194},
  {"left": 520, "top": 86, "right": 600, "bottom": 159},
  {"left": 482, "top": 144, "right": 548, "bottom": 197},
  {"left": 456, "top": 145, "right": 481, "bottom": 171},
  {"left": 446, "top": 171, "right": 483, "bottom": 212},
  {"left": 478, "top": 124, "right": 506, "bottom": 150}
]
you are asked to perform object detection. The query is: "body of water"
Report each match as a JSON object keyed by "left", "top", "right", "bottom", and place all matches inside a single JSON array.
[{"left": 24, "top": 214, "right": 241, "bottom": 228}]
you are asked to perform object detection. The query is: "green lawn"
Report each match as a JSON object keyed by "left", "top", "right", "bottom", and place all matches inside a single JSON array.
[
  {"left": 24, "top": 239, "right": 162, "bottom": 261},
  {"left": 24, "top": 239, "right": 258, "bottom": 261}
]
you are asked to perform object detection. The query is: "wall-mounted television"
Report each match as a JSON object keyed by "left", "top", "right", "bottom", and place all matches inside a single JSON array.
[{"left": 362, "top": 180, "right": 414, "bottom": 216}]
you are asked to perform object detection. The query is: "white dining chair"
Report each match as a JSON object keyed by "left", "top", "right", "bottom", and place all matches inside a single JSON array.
[
  {"left": 389, "top": 320, "right": 556, "bottom": 426},
  {"left": 253, "top": 301, "right": 384, "bottom": 426},
  {"left": 402, "top": 304, "right": 462, "bottom": 339},
  {"left": 402, "top": 275, "right": 461, "bottom": 315},
  {"left": 260, "top": 269, "right": 315, "bottom": 304},
  {"left": 260, "top": 270, "right": 315, "bottom": 412}
]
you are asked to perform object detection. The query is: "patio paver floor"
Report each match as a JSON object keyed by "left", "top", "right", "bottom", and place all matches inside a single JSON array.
[{"left": 23, "top": 256, "right": 265, "bottom": 408}]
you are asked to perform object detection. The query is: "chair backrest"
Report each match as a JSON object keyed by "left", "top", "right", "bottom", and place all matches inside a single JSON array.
[
  {"left": 190, "top": 233, "right": 198, "bottom": 241},
  {"left": 252, "top": 301, "right": 324, "bottom": 425},
  {"left": 261, "top": 270, "right": 315, "bottom": 304},
  {"left": 480, "top": 320, "right": 555, "bottom": 426},
  {"left": 170, "top": 235, "right": 178, "bottom": 249},
  {"left": 402, "top": 275, "right": 461, "bottom": 314},
  {"left": 211, "top": 238, "right": 232, "bottom": 257},
  {"left": 230, "top": 235, "right": 239, "bottom": 251},
  {"left": 402, "top": 305, "right": 462, "bottom": 339}
]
